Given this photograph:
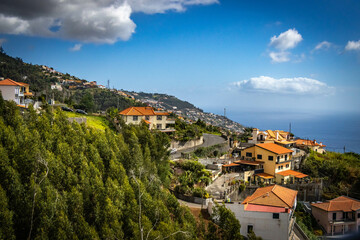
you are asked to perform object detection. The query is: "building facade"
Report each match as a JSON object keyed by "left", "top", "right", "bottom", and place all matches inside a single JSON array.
[
  {"left": 0, "top": 79, "right": 33, "bottom": 106},
  {"left": 311, "top": 196, "right": 360, "bottom": 236},
  {"left": 226, "top": 185, "right": 298, "bottom": 240},
  {"left": 119, "top": 107, "right": 175, "bottom": 132}
]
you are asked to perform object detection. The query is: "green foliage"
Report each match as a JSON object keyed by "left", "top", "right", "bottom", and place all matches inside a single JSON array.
[
  {"left": 0, "top": 93, "right": 199, "bottom": 240},
  {"left": 301, "top": 151, "right": 360, "bottom": 199},
  {"left": 294, "top": 202, "right": 322, "bottom": 240},
  {"left": 211, "top": 203, "right": 243, "bottom": 240},
  {"left": 192, "top": 143, "right": 226, "bottom": 158},
  {"left": 247, "top": 230, "right": 262, "bottom": 240},
  {"left": 172, "top": 119, "right": 222, "bottom": 142}
]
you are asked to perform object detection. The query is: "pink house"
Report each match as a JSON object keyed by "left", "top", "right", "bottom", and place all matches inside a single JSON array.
[{"left": 311, "top": 196, "right": 360, "bottom": 236}]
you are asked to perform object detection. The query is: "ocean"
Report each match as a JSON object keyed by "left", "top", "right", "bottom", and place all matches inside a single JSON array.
[{"left": 225, "top": 111, "right": 360, "bottom": 154}]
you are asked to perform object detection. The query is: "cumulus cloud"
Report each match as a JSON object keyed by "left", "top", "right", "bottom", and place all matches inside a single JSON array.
[
  {"left": 0, "top": 0, "right": 218, "bottom": 44},
  {"left": 345, "top": 40, "right": 360, "bottom": 51},
  {"left": 69, "top": 43, "right": 82, "bottom": 52},
  {"left": 269, "top": 28, "right": 303, "bottom": 51},
  {"left": 269, "top": 51, "right": 290, "bottom": 63},
  {"left": 268, "top": 28, "right": 303, "bottom": 63},
  {"left": 232, "top": 76, "right": 334, "bottom": 95},
  {"left": 313, "top": 41, "right": 332, "bottom": 52}
]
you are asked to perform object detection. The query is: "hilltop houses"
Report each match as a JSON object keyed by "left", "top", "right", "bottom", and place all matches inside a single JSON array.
[
  {"left": 311, "top": 196, "right": 360, "bottom": 236},
  {"left": 119, "top": 107, "right": 175, "bottom": 132},
  {"left": 226, "top": 185, "right": 298, "bottom": 240},
  {"left": 0, "top": 79, "right": 33, "bottom": 106},
  {"left": 294, "top": 139, "right": 326, "bottom": 154},
  {"left": 248, "top": 128, "right": 294, "bottom": 147}
]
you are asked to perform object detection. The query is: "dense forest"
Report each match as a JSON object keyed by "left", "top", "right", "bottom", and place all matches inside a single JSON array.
[
  {"left": 301, "top": 151, "right": 360, "bottom": 200},
  {"left": 0, "top": 94, "right": 242, "bottom": 239}
]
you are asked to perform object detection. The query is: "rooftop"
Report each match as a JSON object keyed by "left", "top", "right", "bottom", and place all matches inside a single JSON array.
[
  {"left": 119, "top": 107, "right": 169, "bottom": 116},
  {"left": 242, "top": 184, "right": 297, "bottom": 209},
  {"left": 312, "top": 196, "right": 360, "bottom": 212},
  {"left": 256, "top": 143, "right": 293, "bottom": 155},
  {"left": 0, "top": 79, "right": 28, "bottom": 87},
  {"left": 276, "top": 170, "right": 308, "bottom": 178}
]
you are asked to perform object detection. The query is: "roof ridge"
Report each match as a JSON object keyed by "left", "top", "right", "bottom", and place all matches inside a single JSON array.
[{"left": 271, "top": 185, "right": 291, "bottom": 208}]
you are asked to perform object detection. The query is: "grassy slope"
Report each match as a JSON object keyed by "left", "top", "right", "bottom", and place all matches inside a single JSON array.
[{"left": 63, "top": 112, "right": 110, "bottom": 131}]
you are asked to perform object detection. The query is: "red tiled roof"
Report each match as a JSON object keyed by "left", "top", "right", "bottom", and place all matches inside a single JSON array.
[
  {"left": 255, "top": 173, "right": 274, "bottom": 179},
  {"left": 276, "top": 170, "right": 308, "bottom": 178},
  {"left": 242, "top": 185, "right": 298, "bottom": 208},
  {"left": 312, "top": 196, "right": 360, "bottom": 212},
  {"left": 223, "top": 163, "right": 240, "bottom": 167},
  {"left": 245, "top": 204, "right": 288, "bottom": 213},
  {"left": 119, "top": 107, "right": 169, "bottom": 116},
  {"left": 234, "top": 160, "right": 264, "bottom": 166},
  {"left": 0, "top": 79, "right": 27, "bottom": 86},
  {"left": 256, "top": 143, "right": 293, "bottom": 155},
  {"left": 294, "top": 139, "right": 326, "bottom": 147}
]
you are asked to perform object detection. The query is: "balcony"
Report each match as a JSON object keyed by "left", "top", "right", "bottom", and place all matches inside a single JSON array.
[{"left": 330, "top": 218, "right": 356, "bottom": 224}]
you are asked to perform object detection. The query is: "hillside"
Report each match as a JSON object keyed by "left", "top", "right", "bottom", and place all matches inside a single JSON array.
[{"left": 0, "top": 48, "right": 244, "bottom": 133}]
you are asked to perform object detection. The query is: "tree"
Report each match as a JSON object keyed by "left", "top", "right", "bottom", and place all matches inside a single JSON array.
[{"left": 211, "top": 203, "right": 243, "bottom": 240}]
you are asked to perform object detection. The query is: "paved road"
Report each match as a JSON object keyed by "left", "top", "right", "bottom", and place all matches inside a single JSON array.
[
  {"left": 171, "top": 133, "right": 227, "bottom": 159},
  {"left": 206, "top": 173, "right": 240, "bottom": 199},
  {"left": 177, "top": 199, "right": 203, "bottom": 209}
]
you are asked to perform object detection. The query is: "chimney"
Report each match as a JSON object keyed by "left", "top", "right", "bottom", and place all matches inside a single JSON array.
[{"left": 252, "top": 128, "right": 258, "bottom": 143}]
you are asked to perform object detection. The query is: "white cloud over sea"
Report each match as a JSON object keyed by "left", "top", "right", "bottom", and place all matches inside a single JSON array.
[
  {"left": 268, "top": 28, "right": 303, "bottom": 63},
  {"left": 0, "top": 0, "right": 218, "bottom": 44},
  {"left": 232, "top": 76, "right": 334, "bottom": 95}
]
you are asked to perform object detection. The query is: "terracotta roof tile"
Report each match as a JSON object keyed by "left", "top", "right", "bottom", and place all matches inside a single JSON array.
[
  {"left": 0, "top": 79, "right": 26, "bottom": 86},
  {"left": 256, "top": 143, "right": 293, "bottom": 155},
  {"left": 242, "top": 185, "right": 297, "bottom": 209},
  {"left": 312, "top": 196, "right": 360, "bottom": 212},
  {"left": 276, "top": 170, "right": 308, "bottom": 178},
  {"left": 119, "top": 107, "right": 169, "bottom": 116}
]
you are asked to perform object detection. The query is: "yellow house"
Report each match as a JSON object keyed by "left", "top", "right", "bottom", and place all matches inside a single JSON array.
[
  {"left": 119, "top": 107, "right": 175, "bottom": 132},
  {"left": 241, "top": 143, "right": 307, "bottom": 184}
]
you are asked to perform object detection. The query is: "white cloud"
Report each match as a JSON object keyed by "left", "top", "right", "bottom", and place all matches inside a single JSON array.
[
  {"left": 313, "top": 41, "right": 332, "bottom": 51},
  {"left": 269, "top": 28, "right": 303, "bottom": 51},
  {"left": 345, "top": 40, "right": 360, "bottom": 51},
  {"left": 69, "top": 43, "right": 82, "bottom": 52},
  {"left": 269, "top": 51, "right": 290, "bottom": 63},
  {"left": 232, "top": 76, "right": 334, "bottom": 95},
  {"left": 0, "top": 0, "right": 218, "bottom": 44}
]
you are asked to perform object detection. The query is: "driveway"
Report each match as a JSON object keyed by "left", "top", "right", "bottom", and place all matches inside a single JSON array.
[
  {"left": 171, "top": 133, "right": 228, "bottom": 159},
  {"left": 206, "top": 173, "right": 240, "bottom": 199}
]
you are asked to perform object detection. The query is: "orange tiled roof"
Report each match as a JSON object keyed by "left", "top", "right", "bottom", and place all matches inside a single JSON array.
[
  {"left": 242, "top": 185, "right": 297, "bottom": 209},
  {"left": 276, "top": 170, "right": 308, "bottom": 178},
  {"left": 234, "top": 160, "right": 264, "bottom": 166},
  {"left": 256, "top": 143, "right": 293, "bottom": 155},
  {"left": 223, "top": 163, "right": 240, "bottom": 167},
  {"left": 119, "top": 107, "right": 169, "bottom": 116},
  {"left": 255, "top": 173, "right": 274, "bottom": 179},
  {"left": 0, "top": 79, "right": 27, "bottom": 86},
  {"left": 312, "top": 196, "right": 360, "bottom": 212},
  {"left": 294, "top": 139, "right": 326, "bottom": 147}
]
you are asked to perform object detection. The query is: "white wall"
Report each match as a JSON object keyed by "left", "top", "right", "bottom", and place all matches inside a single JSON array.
[
  {"left": 226, "top": 203, "right": 291, "bottom": 240},
  {"left": 0, "top": 86, "right": 19, "bottom": 104}
]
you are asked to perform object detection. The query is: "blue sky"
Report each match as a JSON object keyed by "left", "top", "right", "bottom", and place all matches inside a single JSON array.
[{"left": 0, "top": 0, "right": 360, "bottom": 121}]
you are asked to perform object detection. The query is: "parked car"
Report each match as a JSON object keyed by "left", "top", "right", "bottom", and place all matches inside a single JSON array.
[
  {"left": 75, "top": 109, "right": 88, "bottom": 115},
  {"left": 61, "top": 106, "right": 73, "bottom": 112}
]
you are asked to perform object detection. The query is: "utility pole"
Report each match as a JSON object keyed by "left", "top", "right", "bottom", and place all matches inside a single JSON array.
[
  {"left": 289, "top": 122, "right": 292, "bottom": 134},
  {"left": 224, "top": 108, "right": 226, "bottom": 118},
  {"left": 107, "top": 79, "right": 110, "bottom": 89}
]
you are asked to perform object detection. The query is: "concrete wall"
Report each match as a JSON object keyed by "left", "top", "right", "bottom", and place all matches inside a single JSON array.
[
  {"left": 226, "top": 203, "right": 292, "bottom": 240},
  {"left": 170, "top": 136, "right": 204, "bottom": 151},
  {"left": 0, "top": 86, "right": 18, "bottom": 104}
]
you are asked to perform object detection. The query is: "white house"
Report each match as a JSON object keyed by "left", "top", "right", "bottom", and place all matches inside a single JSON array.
[
  {"left": 226, "top": 185, "right": 298, "bottom": 240},
  {"left": 0, "top": 79, "right": 33, "bottom": 106}
]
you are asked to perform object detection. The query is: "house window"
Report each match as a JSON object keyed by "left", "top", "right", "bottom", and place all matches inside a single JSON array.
[
  {"left": 278, "top": 166, "right": 281, "bottom": 170},
  {"left": 285, "top": 155, "right": 288, "bottom": 161},
  {"left": 257, "top": 154, "right": 262, "bottom": 160},
  {"left": 247, "top": 225, "right": 253, "bottom": 233},
  {"left": 156, "top": 124, "right": 162, "bottom": 129},
  {"left": 281, "top": 166, "right": 283, "bottom": 170},
  {"left": 286, "top": 164, "right": 289, "bottom": 168},
  {"left": 133, "top": 116, "right": 138, "bottom": 121},
  {"left": 145, "top": 116, "right": 150, "bottom": 120},
  {"left": 357, "top": 213, "right": 360, "bottom": 218},
  {"left": 273, "top": 213, "right": 280, "bottom": 219},
  {"left": 268, "top": 156, "right": 273, "bottom": 161},
  {"left": 157, "top": 115, "right": 162, "bottom": 120},
  {"left": 246, "top": 152, "right": 252, "bottom": 157},
  {"left": 333, "top": 213, "right": 336, "bottom": 220},
  {"left": 277, "top": 156, "right": 280, "bottom": 161}
]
